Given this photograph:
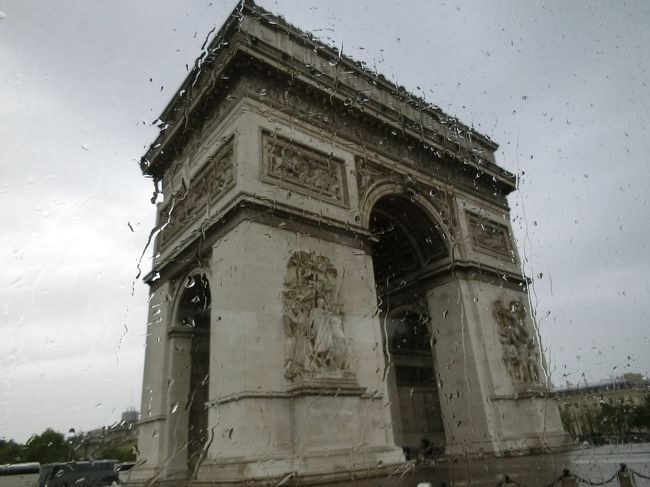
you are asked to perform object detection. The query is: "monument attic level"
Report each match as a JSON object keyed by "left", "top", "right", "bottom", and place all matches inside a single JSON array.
[
  {"left": 141, "top": 6, "right": 507, "bottom": 187},
  {"left": 131, "top": 2, "right": 569, "bottom": 486}
]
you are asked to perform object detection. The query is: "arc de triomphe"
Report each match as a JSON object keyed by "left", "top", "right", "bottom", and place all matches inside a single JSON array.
[{"left": 129, "top": 2, "right": 569, "bottom": 485}]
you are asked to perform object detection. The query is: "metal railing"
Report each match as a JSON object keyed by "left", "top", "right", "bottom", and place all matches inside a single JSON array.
[{"left": 491, "top": 464, "right": 650, "bottom": 487}]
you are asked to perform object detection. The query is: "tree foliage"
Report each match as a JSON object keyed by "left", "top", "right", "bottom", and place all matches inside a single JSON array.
[
  {"left": 562, "top": 392, "right": 650, "bottom": 443},
  {"left": 1, "top": 428, "right": 141, "bottom": 465},
  {"left": 23, "top": 429, "right": 73, "bottom": 464},
  {"left": 597, "top": 402, "right": 635, "bottom": 438},
  {"left": 631, "top": 394, "right": 650, "bottom": 430},
  {"left": 0, "top": 439, "right": 24, "bottom": 464}
]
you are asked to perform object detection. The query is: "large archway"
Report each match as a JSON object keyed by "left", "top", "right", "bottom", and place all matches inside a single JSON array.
[
  {"left": 369, "top": 194, "right": 447, "bottom": 458},
  {"left": 175, "top": 274, "right": 211, "bottom": 474}
]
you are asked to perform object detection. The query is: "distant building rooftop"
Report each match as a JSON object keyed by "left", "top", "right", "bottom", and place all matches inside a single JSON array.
[{"left": 555, "top": 373, "right": 649, "bottom": 396}]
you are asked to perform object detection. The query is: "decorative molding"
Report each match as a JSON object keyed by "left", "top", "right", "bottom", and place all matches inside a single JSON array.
[
  {"left": 489, "top": 388, "right": 550, "bottom": 401},
  {"left": 261, "top": 131, "right": 349, "bottom": 207},
  {"left": 167, "top": 326, "right": 194, "bottom": 338},
  {"left": 428, "top": 186, "right": 459, "bottom": 235},
  {"left": 159, "top": 138, "right": 235, "bottom": 247},
  {"left": 492, "top": 298, "right": 541, "bottom": 385},
  {"left": 137, "top": 414, "right": 166, "bottom": 426},
  {"left": 208, "top": 380, "right": 368, "bottom": 406},
  {"left": 355, "top": 155, "right": 459, "bottom": 236},
  {"left": 287, "top": 376, "right": 366, "bottom": 396},
  {"left": 467, "top": 210, "right": 514, "bottom": 259}
]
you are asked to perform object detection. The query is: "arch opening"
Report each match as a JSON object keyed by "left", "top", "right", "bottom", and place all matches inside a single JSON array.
[
  {"left": 369, "top": 195, "right": 447, "bottom": 290},
  {"left": 176, "top": 274, "right": 211, "bottom": 474},
  {"left": 369, "top": 195, "right": 446, "bottom": 458}
]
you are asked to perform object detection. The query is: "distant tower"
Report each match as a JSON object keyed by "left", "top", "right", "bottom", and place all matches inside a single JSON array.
[
  {"left": 121, "top": 408, "right": 139, "bottom": 424},
  {"left": 130, "top": 2, "right": 569, "bottom": 486}
]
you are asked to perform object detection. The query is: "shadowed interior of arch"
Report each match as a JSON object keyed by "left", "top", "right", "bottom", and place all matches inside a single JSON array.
[
  {"left": 369, "top": 194, "right": 446, "bottom": 458},
  {"left": 369, "top": 194, "right": 448, "bottom": 289},
  {"left": 176, "top": 274, "right": 211, "bottom": 474}
]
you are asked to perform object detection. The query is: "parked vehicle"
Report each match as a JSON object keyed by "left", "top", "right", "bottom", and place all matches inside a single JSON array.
[
  {"left": 38, "top": 461, "right": 118, "bottom": 487},
  {"left": 0, "top": 463, "right": 40, "bottom": 487}
]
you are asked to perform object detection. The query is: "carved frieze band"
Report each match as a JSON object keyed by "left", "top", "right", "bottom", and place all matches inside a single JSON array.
[
  {"left": 467, "top": 210, "right": 513, "bottom": 259},
  {"left": 493, "top": 298, "right": 540, "bottom": 385},
  {"left": 159, "top": 138, "right": 235, "bottom": 247},
  {"left": 248, "top": 76, "right": 507, "bottom": 204},
  {"left": 262, "top": 132, "right": 348, "bottom": 207}
]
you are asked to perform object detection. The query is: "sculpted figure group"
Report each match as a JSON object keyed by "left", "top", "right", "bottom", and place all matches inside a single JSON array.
[
  {"left": 493, "top": 298, "right": 540, "bottom": 385},
  {"left": 266, "top": 136, "right": 343, "bottom": 202},
  {"left": 283, "top": 251, "right": 350, "bottom": 380}
]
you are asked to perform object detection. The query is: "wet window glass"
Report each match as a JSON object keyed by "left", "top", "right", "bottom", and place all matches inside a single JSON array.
[{"left": 1, "top": 1, "right": 648, "bottom": 485}]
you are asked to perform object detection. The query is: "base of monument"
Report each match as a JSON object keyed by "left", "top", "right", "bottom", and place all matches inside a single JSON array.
[
  {"left": 194, "top": 445, "right": 406, "bottom": 484},
  {"left": 125, "top": 448, "right": 575, "bottom": 487},
  {"left": 125, "top": 447, "right": 406, "bottom": 487},
  {"left": 485, "top": 431, "right": 575, "bottom": 457}
]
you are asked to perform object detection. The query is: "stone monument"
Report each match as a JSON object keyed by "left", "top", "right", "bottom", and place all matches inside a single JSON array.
[{"left": 129, "top": 2, "right": 569, "bottom": 485}]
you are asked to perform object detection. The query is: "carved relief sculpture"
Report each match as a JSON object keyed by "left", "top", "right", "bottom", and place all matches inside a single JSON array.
[
  {"left": 493, "top": 298, "right": 540, "bottom": 385},
  {"left": 428, "top": 186, "right": 459, "bottom": 234},
  {"left": 354, "top": 157, "right": 388, "bottom": 205},
  {"left": 467, "top": 211, "right": 513, "bottom": 259},
  {"left": 263, "top": 132, "right": 348, "bottom": 206},
  {"left": 160, "top": 138, "right": 235, "bottom": 246},
  {"left": 283, "top": 250, "right": 350, "bottom": 380}
]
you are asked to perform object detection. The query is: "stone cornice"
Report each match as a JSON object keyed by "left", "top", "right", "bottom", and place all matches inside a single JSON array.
[
  {"left": 136, "top": 414, "right": 166, "bottom": 426},
  {"left": 145, "top": 66, "right": 514, "bottom": 208},
  {"left": 208, "top": 381, "right": 374, "bottom": 407},
  {"left": 141, "top": 1, "right": 515, "bottom": 195},
  {"left": 241, "top": 0, "right": 498, "bottom": 155},
  {"left": 143, "top": 196, "right": 374, "bottom": 287},
  {"left": 143, "top": 193, "right": 528, "bottom": 293}
]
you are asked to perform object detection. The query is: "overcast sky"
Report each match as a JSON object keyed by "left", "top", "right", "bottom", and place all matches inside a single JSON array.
[{"left": 1, "top": 0, "right": 648, "bottom": 443}]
